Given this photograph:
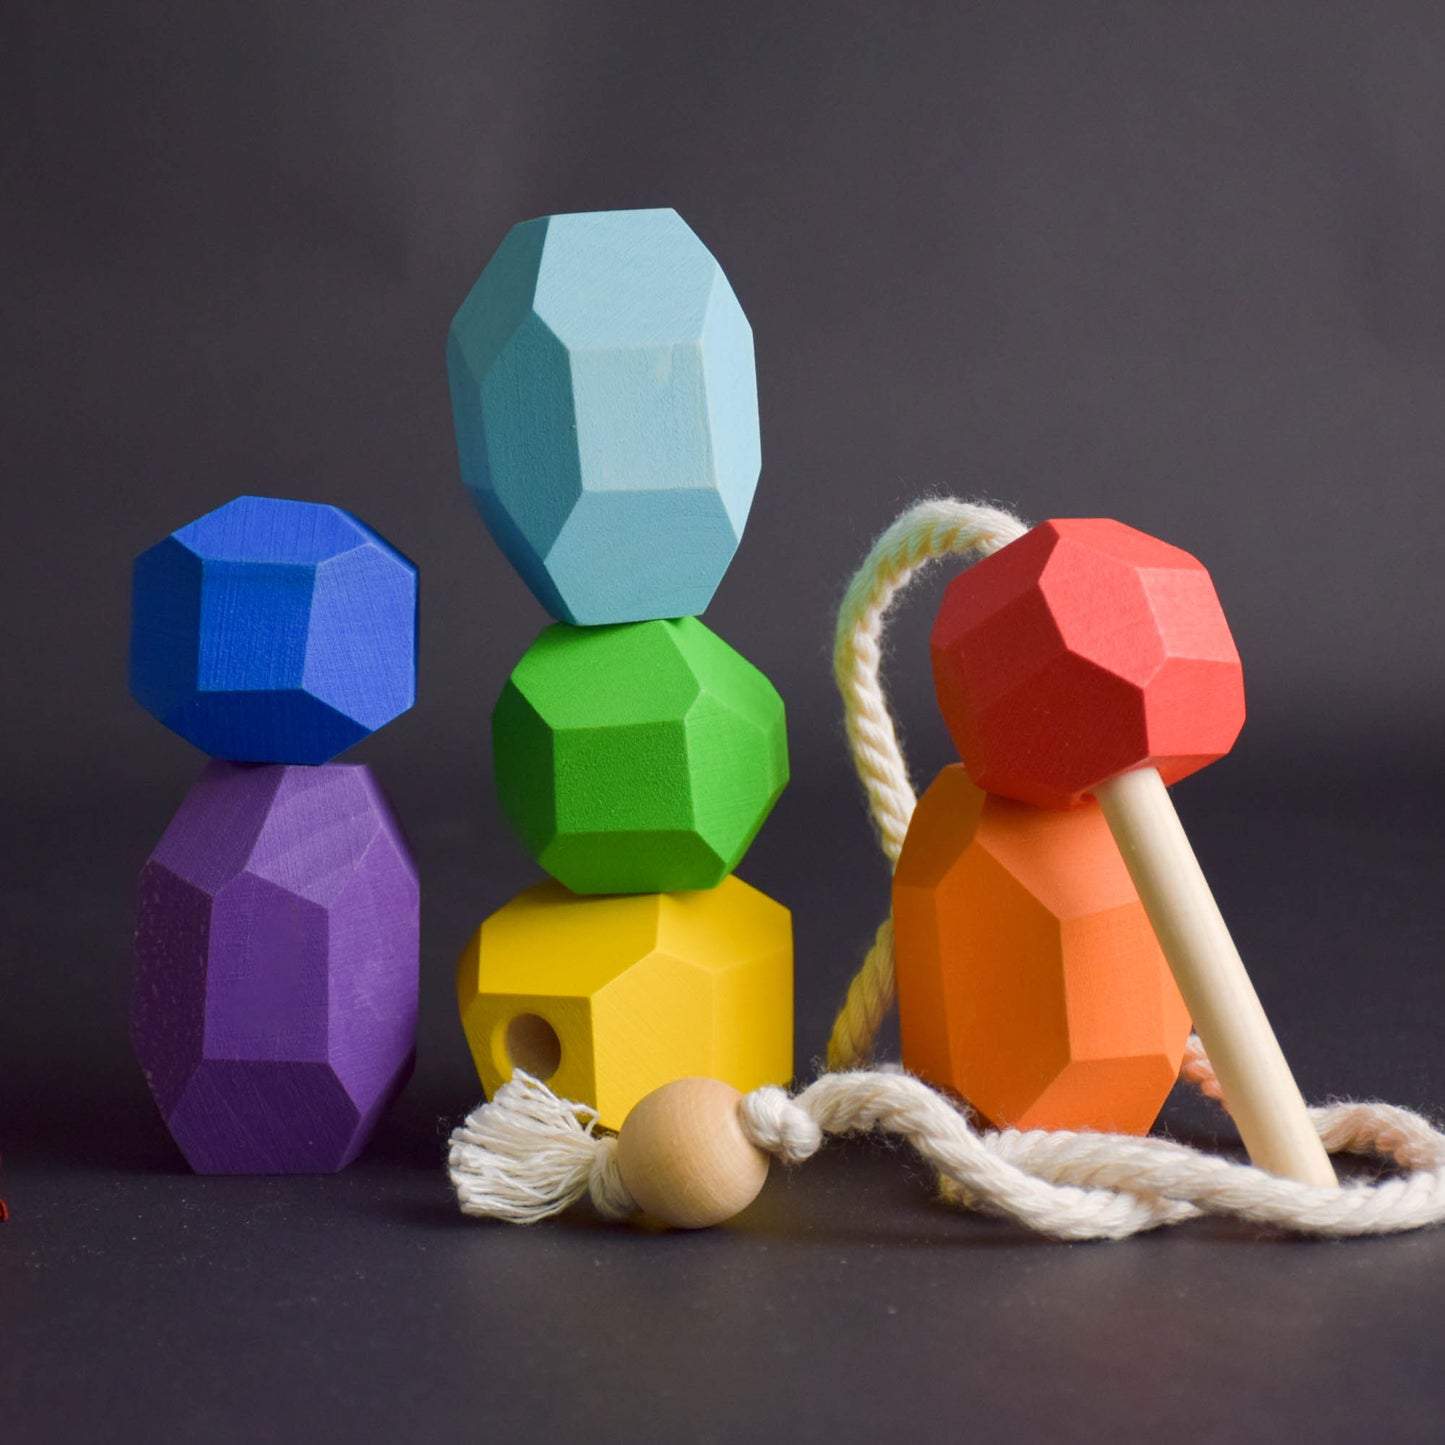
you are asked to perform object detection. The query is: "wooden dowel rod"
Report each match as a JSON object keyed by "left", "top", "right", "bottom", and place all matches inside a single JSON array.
[{"left": 1095, "top": 766, "right": 1336, "bottom": 1188}]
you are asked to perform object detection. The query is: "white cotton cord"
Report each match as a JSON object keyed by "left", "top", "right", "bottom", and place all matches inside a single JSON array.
[
  {"left": 833, "top": 498, "right": 1030, "bottom": 866},
  {"left": 827, "top": 499, "right": 1029, "bottom": 1071},
  {"left": 975, "top": 1100, "right": 1445, "bottom": 1236},
  {"left": 447, "top": 1068, "right": 1445, "bottom": 1239},
  {"left": 825, "top": 916, "right": 897, "bottom": 1074}
]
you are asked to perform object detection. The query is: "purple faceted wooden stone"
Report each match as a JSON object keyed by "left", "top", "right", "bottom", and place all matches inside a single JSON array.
[{"left": 133, "top": 761, "right": 419, "bottom": 1173}]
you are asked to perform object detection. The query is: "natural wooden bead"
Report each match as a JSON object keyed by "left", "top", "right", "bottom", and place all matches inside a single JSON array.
[{"left": 616, "top": 1078, "right": 770, "bottom": 1229}]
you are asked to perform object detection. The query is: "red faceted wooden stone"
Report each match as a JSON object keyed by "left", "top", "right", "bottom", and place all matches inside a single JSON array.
[
  {"left": 931, "top": 518, "right": 1246, "bottom": 808},
  {"left": 133, "top": 761, "right": 420, "bottom": 1173},
  {"left": 893, "top": 765, "right": 1192, "bottom": 1133}
]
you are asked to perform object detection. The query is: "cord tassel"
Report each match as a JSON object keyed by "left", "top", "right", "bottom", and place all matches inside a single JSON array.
[{"left": 448, "top": 1071, "right": 634, "bottom": 1224}]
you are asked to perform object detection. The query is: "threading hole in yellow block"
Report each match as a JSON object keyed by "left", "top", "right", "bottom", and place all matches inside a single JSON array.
[{"left": 505, "top": 1013, "right": 562, "bottom": 1082}]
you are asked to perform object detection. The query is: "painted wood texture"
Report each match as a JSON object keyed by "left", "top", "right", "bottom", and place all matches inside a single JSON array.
[
  {"left": 893, "top": 765, "right": 1192, "bottom": 1133},
  {"left": 133, "top": 761, "right": 420, "bottom": 1173},
  {"left": 456, "top": 876, "right": 793, "bottom": 1131},
  {"left": 926, "top": 518, "right": 1333, "bottom": 1184},
  {"left": 130, "top": 495, "right": 418, "bottom": 764},
  {"left": 930, "top": 517, "right": 1245, "bottom": 808},
  {"left": 447, "top": 208, "right": 761, "bottom": 624},
  {"left": 493, "top": 617, "right": 788, "bottom": 895}
]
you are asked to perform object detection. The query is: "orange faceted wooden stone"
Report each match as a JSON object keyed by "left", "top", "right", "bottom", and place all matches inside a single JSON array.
[
  {"left": 930, "top": 518, "right": 1245, "bottom": 808},
  {"left": 893, "top": 765, "right": 1192, "bottom": 1133}
]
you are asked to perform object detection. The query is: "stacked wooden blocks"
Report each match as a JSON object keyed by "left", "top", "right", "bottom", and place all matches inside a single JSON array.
[
  {"left": 129, "top": 496, "right": 420, "bottom": 1172},
  {"left": 447, "top": 208, "right": 793, "bottom": 1130},
  {"left": 892, "top": 518, "right": 1334, "bottom": 1185}
]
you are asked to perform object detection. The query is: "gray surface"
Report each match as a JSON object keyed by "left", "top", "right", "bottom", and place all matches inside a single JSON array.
[
  {"left": 4, "top": 5, "right": 1445, "bottom": 1441},
  {"left": 5, "top": 768, "right": 1445, "bottom": 1444}
]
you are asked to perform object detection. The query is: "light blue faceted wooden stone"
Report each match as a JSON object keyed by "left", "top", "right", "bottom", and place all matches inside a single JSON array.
[{"left": 446, "top": 208, "right": 761, "bottom": 625}]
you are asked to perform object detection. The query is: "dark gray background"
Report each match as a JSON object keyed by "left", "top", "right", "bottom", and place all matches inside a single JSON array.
[{"left": 3, "top": 5, "right": 1443, "bottom": 1442}]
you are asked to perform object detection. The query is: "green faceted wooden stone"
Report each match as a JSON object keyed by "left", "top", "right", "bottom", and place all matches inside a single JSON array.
[{"left": 493, "top": 618, "right": 788, "bottom": 894}]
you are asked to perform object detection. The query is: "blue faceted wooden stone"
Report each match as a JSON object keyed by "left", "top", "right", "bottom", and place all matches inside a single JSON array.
[
  {"left": 446, "top": 208, "right": 761, "bottom": 625},
  {"left": 130, "top": 496, "right": 418, "bottom": 763}
]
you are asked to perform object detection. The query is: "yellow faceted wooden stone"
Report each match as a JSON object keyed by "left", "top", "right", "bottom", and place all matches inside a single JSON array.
[{"left": 456, "top": 876, "right": 793, "bottom": 1130}]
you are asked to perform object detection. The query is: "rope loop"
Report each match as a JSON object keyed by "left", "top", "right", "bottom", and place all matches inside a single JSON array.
[
  {"left": 828, "top": 500, "right": 1028, "bottom": 1070},
  {"left": 833, "top": 498, "right": 1029, "bottom": 867}
]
